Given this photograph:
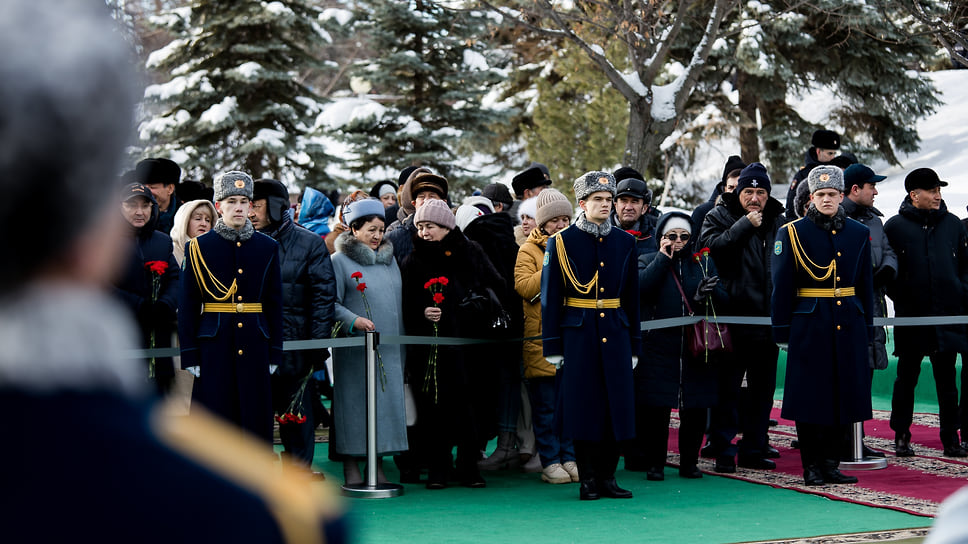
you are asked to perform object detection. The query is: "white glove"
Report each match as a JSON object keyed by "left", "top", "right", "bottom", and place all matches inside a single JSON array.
[
  {"left": 269, "top": 364, "right": 278, "bottom": 374},
  {"left": 631, "top": 356, "right": 638, "bottom": 370},
  {"left": 777, "top": 343, "right": 789, "bottom": 351},
  {"left": 186, "top": 366, "right": 200, "bottom": 378},
  {"left": 546, "top": 355, "right": 564, "bottom": 369}
]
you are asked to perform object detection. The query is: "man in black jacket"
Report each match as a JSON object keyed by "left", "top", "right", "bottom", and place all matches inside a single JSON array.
[
  {"left": 885, "top": 168, "right": 968, "bottom": 458},
  {"left": 700, "top": 163, "right": 786, "bottom": 473},
  {"left": 785, "top": 129, "right": 841, "bottom": 220},
  {"left": 251, "top": 178, "right": 336, "bottom": 471},
  {"left": 115, "top": 182, "right": 180, "bottom": 395}
]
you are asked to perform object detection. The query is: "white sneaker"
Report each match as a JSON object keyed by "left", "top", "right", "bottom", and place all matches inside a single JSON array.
[
  {"left": 562, "top": 461, "right": 580, "bottom": 482},
  {"left": 541, "top": 463, "right": 572, "bottom": 484}
]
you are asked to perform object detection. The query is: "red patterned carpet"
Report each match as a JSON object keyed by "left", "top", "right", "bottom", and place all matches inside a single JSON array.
[{"left": 668, "top": 403, "right": 968, "bottom": 517}]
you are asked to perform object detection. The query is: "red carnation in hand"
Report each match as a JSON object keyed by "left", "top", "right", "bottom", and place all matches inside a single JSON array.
[
  {"left": 701, "top": 247, "right": 711, "bottom": 257},
  {"left": 437, "top": 276, "right": 449, "bottom": 286},
  {"left": 351, "top": 271, "right": 363, "bottom": 279},
  {"left": 693, "top": 252, "right": 702, "bottom": 263},
  {"left": 144, "top": 260, "right": 169, "bottom": 275},
  {"left": 356, "top": 282, "right": 367, "bottom": 292},
  {"left": 433, "top": 292, "right": 445, "bottom": 304}
]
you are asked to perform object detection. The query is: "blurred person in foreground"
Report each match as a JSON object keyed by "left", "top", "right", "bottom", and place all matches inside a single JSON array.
[{"left": 0, "top": 2, "right": 346, "bottom": 542}]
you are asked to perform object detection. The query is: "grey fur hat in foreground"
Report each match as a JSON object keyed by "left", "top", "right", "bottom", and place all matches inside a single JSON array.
[
  {"left": 0, "top": 2, "right": 137, "bottom": 293},
  {"left": 573, "top": 171, "right": 617, "bottom": 202},
  {"left": 214, "top": 171, "right": 254, "bottom": 202}
]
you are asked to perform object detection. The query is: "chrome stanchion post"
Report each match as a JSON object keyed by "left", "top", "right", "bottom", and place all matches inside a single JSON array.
[
  {"left": 840, "top": 421, "right": 887, "bottom": 471},
  {"left": 341, "top": 331, "right": 404, "bottom": 498}
]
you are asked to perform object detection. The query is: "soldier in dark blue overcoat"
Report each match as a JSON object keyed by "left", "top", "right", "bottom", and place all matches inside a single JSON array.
[
  {"left": 542, "top": 171, "right": 640, "bottom": 501},
  {"left": 179, "top": 171, "right": 284, "bottom": 444},
  {"left": 772, "top": 166, "right": 874, "bottom": 486}
]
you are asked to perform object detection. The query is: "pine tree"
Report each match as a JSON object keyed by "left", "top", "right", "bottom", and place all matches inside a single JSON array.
[
  {"left": 139, "top": 0, "right": 339, "bottom": 186},
  {"left": 335, "top": 0, "right": 512, "bottom": 196}
]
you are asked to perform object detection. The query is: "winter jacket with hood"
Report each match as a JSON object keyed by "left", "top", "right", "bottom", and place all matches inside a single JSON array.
[
  {"left": 298, "top": 187, "right": 335, "bottom": 236},
  {"left": 515, "top": 227, "right": 555, "bottom": 379},
  {"left": 637, "top": 211, "right": 726, "bottom": 409}
]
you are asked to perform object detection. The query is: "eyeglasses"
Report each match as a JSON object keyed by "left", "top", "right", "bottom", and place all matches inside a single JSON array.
[{"left": 664, "top": 233, "right": 690, "bottom": 242}]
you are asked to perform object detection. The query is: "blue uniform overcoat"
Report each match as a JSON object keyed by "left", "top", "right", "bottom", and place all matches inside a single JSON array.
[
  {"left": 542, "top": 224, "right": 640, "bottom": 441},
  {"left": 178, "top": 226, "right": 283, "bottom": 442},
  {"left": 772, "top": 214, "right": 874, "bottom": 425}
]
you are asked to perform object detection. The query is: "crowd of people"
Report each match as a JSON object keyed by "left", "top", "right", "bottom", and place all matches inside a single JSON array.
[{"left": 109, "top": 125, "right": 968, "bottom": 500}]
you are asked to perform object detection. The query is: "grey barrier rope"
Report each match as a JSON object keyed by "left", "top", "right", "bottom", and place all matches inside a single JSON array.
[{"left": 127, "top": 314, "right": 968, "bottom": 359}]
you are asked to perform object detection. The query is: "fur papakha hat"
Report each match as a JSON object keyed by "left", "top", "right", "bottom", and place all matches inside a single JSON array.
[
  {"left": 213, "top": 171, "right": 254, "bottom": 202},
  {"left": 807, "top": 165, "right": 845, "bottom": 194},
  {"left": 573, "top": 171, "right": 616, "bottom": 202}
]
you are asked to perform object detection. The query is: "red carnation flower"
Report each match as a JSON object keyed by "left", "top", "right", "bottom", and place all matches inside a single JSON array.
[
  {"left": 433, "top": 292, "right": 445, "bottom": 304},
  {"left": 437, "top": 276, "right": 449, "bottom": 286},
  {"left": 351, "top": 271, "right": 363, "bottom": 279},
  {"left": 356, "top": 282, "right": 367, "bottom": 292},
  {"left": 144, "top": 260, "right": 169, "bottom": 276}
]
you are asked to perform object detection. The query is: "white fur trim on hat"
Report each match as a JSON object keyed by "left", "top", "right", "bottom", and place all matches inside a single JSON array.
[{"left": 518, "top": 196, "right": 537, "bottom": 221}]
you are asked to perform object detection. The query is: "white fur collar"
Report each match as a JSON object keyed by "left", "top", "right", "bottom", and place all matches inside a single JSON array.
[{"left": 335, "top": 231, "right": 394, "bottom": 266}]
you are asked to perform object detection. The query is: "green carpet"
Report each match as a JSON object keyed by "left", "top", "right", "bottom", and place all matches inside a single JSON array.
[
  {"left": 307, "top": 447, "right": 929, "bottom": 544},
  {"left": 303, "top": 335, "right": 957, "bottom": 543}
]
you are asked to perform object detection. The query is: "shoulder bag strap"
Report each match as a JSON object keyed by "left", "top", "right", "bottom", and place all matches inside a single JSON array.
[{"left": 670, "top": 267, "right": 695, "bottom": 316}]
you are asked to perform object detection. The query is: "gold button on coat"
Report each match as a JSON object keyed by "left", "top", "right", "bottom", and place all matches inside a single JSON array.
[
  {"left": 237, "top": 322, "right": 243, "bottom": 328},
  {"left": 236, "top": 242, "right": 241, "bottom": 247},
  {"left": 238, "top": 349, "right": 244, "bottom": 355},
  {"left": 237, "top": 296, "right": 243, "bottom": 301},
  {"left": 599, "top": 287, "right": 605, "bottom": 293},
  {"left": 238, "top": 268, "right": 243, "bottom": 274},
  {"left": 602, "top": 337, "right": 607, "bottom": 343},
  {"left": 836, "top": 301, "right": 842, "bottom": 306},
  {"left": 836, "top": 325, "right": 841, "bottom": 331},
  {"left": 600, "top": 312, "right": 605, "bottom": 318}
]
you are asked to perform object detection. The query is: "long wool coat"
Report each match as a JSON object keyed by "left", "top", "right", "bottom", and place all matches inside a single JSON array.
[
  {"left": 178, "top": 221, "right": 283, "bottom": 443},
  {"left": 542, "top": 221, "right": 640, "bottom": 442},
  {"left": 772, "top": 210, "right": 874, "bottom": 425},
  {"left": 330, "top": 232, "right": 408, "bottom": 456}
]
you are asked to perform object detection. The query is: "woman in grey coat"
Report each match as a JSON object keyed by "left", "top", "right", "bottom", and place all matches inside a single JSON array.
[{"left": 331, "top": 198, "right": 408, "bottom": 485}]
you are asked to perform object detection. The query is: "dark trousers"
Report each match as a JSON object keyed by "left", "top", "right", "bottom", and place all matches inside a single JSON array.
[
  {"left": 890, "top": 351, "right": 961, "bottom": 446},
  {"left": 796, "top": 421, "right": 847, "bottom": 469},
  {"left": 636, "top": 405, "right": 706, "bottom": 470},
  {"left": 574, "top": 436, "right": 620, "bottom": 484},
  {"left": 707, "top": 340, "right": 778, "bottom": 459}
]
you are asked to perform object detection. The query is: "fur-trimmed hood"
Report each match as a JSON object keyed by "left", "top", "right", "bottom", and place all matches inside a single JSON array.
[
  {"left": 170, "top": 199, "right": 217, "bottom": 265},
  {"left": 335, "top": 230, "right": 394, "bottom": 267}
]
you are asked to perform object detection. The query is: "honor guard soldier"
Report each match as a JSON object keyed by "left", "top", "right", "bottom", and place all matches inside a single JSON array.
[
  {"left": 772, "top": 165, "right": 874, "bottom": 486},
  {"left": 542, "top": 171, "right": 640, "bottom": 501},
  {"left": 178, "top": 171, "right": 284, "bottom": 444}
]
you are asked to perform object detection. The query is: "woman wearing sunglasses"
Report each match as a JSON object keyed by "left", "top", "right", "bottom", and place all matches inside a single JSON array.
[{"left": 628, "top": 211, "right": 728, "bottom": 480}]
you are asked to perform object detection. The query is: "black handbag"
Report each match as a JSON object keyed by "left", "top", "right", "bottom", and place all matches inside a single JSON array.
[{"left": 458, "top": 286, "right": 510, "bottom": 331}]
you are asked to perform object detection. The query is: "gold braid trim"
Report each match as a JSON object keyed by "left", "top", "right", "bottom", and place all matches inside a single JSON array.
[
  {"left": 187, "top": 238, "right": 237, "bottom": 302},
  {"left": 553, "top": 233, "right": 598, "bottom": 295},
  {"left": 786, "top": 222, "right": 836, "bottom": 283}
]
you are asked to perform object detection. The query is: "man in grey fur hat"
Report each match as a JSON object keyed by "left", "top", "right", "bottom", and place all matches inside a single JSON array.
[
  {"left": 178, "top": 171, "right": 285, "bottom": 444},
  {"left": 542, "top": 171, "right": 640, "bottom": 501}
]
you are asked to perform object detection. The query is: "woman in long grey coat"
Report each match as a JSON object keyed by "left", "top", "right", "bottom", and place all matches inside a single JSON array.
[{"left": 331, "top": 198, "right": 408, "bottom": 485}]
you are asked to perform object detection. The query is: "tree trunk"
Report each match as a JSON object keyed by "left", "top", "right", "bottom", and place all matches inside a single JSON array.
[
  {"left": 737, "top": 71, "right": 760, "bottom": 163},
  {"left": 623, "top": 99, "right": 650, "bottom": 174}
]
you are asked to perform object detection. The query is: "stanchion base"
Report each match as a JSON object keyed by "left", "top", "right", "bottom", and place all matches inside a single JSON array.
[
  {"left": 840, "top": 458, "right": 889, "bottom": 471},
  {"left": 341, "top": 482, "right": 405, "bottom": 498}
]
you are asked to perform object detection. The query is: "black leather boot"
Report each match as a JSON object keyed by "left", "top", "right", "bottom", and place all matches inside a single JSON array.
[
  {"left": 579, "top": 479, "right": 600, "bottom": 500},
  {"left": 820, "top": 460, "right": 857, "bottom": 484},
  {"left": 803, "top": 465, "right": 824, "bottom": 486},
  {"left": 598, "top": 478, "right": 633, "bottom": 499}
]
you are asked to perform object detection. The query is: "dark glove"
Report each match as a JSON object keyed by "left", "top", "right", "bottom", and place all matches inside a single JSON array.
[
  {"left": 693, "top": 275, "right": 719, "bottom": 302},
  {"left": 873, "top": 266, "right": 895, "bottom": 291}
]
